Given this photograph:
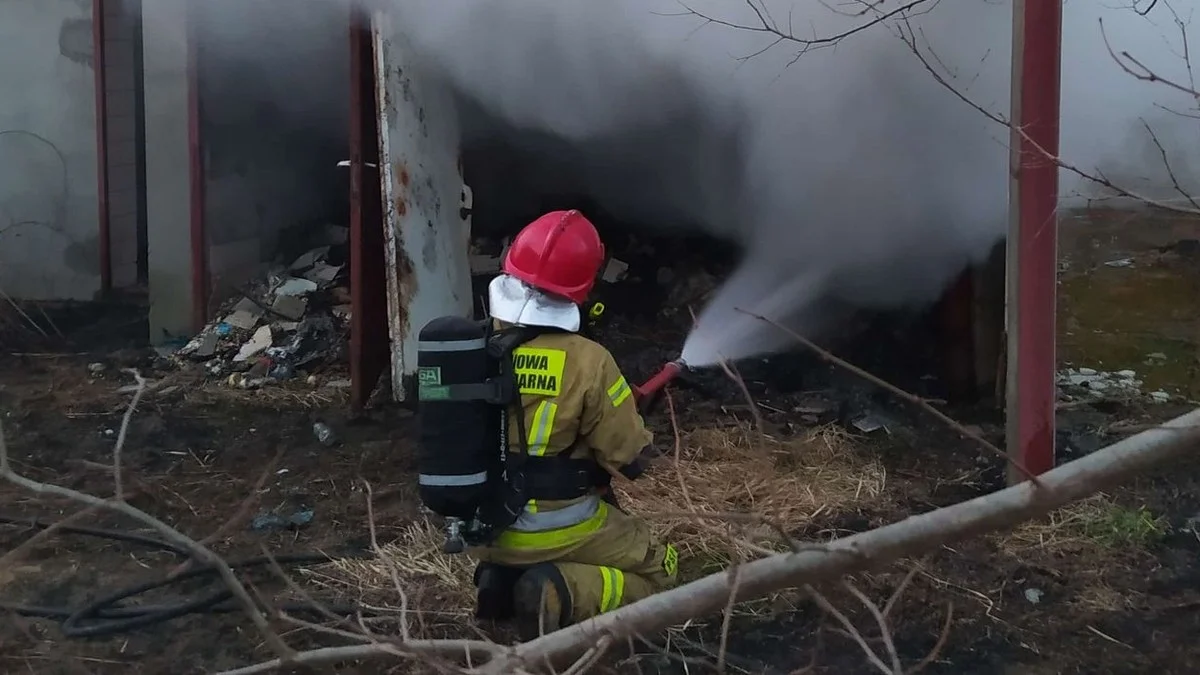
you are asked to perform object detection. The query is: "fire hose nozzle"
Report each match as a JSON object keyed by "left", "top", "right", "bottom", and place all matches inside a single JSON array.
[{"left": 632, "top": 358, "right": 690, "bottom": 407}]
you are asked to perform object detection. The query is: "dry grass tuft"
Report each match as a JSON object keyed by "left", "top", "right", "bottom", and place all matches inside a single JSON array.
[
  {"left": 999, "top": 492, "right": 1169, "bottom": 557},
  {"left": 307, "top": 422, "right": 887, "bottom": 623},
  {"left": 1070, "top": 583, "right": 1138, "bottom": 613},
  {"left": 303, "top": 518, "right": 476, "bottom": 621},
  {"left": 183, "top": 381, "right": 346, "bottom": 410},
  {"left": 619, "top": 422, "right": 888, "bottom": 570}
]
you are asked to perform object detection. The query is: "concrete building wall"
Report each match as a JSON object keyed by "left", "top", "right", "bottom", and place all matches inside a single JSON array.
[
  {"left": 195, "top": 0, "right": 350, "bottom": 295},
  {"left": 0, "top": 0, "right": 101, "bottom": 300},
  {"left": 143, "top": 0, "right": 194, "bottom": 340},
  {"left": 104, "top": 0, "right": 143, "bottom": 289}
]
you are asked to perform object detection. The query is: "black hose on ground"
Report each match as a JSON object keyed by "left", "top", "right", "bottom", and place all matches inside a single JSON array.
[
  {"left": 0, "top": 515, "right": 374, "bottom": 639},
  {"left": 2, "top": 517, "right": 788, "bottom": 672}
]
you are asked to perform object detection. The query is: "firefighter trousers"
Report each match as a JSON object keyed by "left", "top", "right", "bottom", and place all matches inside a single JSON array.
[{"left": 475, "top": 503, "right": 679, "bottom": 624}]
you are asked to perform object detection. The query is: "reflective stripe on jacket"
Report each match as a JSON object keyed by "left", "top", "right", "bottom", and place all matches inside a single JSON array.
[{"left": 497, "top": 326, "right": 652, "bottom": 544}]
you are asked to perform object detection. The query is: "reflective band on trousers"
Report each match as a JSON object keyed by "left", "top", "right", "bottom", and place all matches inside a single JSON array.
[
  {"left": 417, "top": 471, "right": 488, "bottom": 486},
  {"left": 417, "top": 338, "right": 487, "bottom": 352},
  {"left": 495, "top": 499, "right": 609, "bottom": 550},
  {"left": 599, "top": 566, "right": 626, "bottom": 613},
  {"left": 511, "top": 495, "right": 600, "bottom": 532}
]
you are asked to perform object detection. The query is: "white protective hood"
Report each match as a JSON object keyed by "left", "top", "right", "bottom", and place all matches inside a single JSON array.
[{"left": 487, "top": 273, "right": 581, "bottom": 333}]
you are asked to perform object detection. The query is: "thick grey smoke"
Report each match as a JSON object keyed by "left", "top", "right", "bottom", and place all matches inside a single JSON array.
[
  {"left": 180, "top": 0, "right": 1200, "bottom": 365},
  {"left": 393, "top": 0, "right": 1014, "bottom": 364},
  {"left": 384, "top": 0, "right": 1200, "bottom": 365},
  {"left": 190, "top": 0, "right": 351, "bottom": 271}
]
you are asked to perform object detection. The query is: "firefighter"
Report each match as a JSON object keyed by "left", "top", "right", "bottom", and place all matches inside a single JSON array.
[{"left": 471, "top": 209, "right": 679, "bottom": 641}]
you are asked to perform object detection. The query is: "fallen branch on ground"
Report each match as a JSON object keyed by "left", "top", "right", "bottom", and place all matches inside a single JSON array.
[
  {"left": 222, "top": 407, "right": 1200, "bottom": 674},
  {"left": 0, "top": 374, "right": 295, "bottom": 661},
  {"left": 475, "top": 407, "right": 1199, "bottom": 673},
  {"left": 0, "top": 287, "right": 50, "bottom": 339}
]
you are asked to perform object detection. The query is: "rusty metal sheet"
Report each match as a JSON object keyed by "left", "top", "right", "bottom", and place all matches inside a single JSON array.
[{"left": 371, "top": 13, "right": 473, "bottom": 401}]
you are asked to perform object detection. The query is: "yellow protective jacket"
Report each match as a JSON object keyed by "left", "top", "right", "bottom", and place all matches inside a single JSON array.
[{"left": 490, "top": 326, "right": 653, "bottom": 554}]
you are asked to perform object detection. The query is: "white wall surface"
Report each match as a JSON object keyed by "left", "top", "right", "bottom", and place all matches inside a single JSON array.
[
  {"left": 143, "top": 0, "right": 194, "bottom": 340},
  {"left": 374, "top": 11, "right": 474, "bottom": 400},
  {"left": 0, "top": 0, "right": 100, "bottom": 300}
]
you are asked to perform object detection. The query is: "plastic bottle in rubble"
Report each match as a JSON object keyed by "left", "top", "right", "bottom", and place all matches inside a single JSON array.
[{"left": 312, "top": 422, "right": 338, "bottom": 446}]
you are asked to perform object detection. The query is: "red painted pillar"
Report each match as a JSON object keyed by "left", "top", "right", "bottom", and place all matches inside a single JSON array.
[
  {"left": 1006, "top": 0, "right": 1063, "bottom": 483},
  {"left": 348, "top": 11, "right": 390, "bottom": 413}
]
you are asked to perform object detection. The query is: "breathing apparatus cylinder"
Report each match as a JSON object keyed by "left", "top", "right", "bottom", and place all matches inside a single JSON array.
[{"left": 415, "top": 316, "right": 500, "bottom": 523}]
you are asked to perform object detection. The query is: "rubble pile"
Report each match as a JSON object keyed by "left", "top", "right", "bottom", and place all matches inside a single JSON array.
[
  {"left": 176, "top": 247, "right": 351, "bottom": 388},
  {"left": 1056, "top": 365, "right": 1173, "bottom": 404}
]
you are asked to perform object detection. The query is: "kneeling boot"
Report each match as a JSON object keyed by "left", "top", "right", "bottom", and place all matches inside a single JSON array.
[
  {"left": 473, "top": 562, "right": 524, "bottom": 621},
  {"left": 512, "top": 563, "right": 572, "bottom": 642}
]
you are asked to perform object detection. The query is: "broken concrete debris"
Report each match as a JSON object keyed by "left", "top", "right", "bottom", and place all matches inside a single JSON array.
[
  {"left": 271, "top": 294, "right": 307, "bottom": 321},
  {"left": 234, "top": 325, "right": 273, "bottom": 363},
  {"left": 1056, "top": 366, "right": 1173, "bottom": 403},
  {"left": 175, "top": 247, "right": 350, "bottom": 384},
  {"left": 850, "top": 412, "right": 893, "bottom": 435},
  {"left": 601, "top": 258, "right": 630, "bottom": 283},
  {"left": 250, "top": 508, "right": 314, "bottom": 532},
  {"left": 275, "top": 277, "right": 319, "bottom": 297}
]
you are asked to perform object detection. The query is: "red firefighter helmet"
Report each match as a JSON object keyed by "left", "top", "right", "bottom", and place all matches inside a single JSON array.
[{"left": 503, "top": 210, "right": 605, "bottom": 304}]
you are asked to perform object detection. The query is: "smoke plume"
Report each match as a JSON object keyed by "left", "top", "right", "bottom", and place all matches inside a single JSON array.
[
  {"left": 392, "top": 0, "right": 1015, "bottom": 365},
  {"left": 180, "top": 0, "right": 1200, "bottom": 364}
]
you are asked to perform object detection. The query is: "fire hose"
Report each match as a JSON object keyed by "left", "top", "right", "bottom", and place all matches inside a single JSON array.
[
  {"left": 586, "top": 301, "right": 693, "bottom": 413},
  {"left": 0, "top": 515, "right": 371, "bottom": 638},
  {"left": 632, "top": 357, "right": 690, "bottom": 413},
  {"left": 0, "top": 514, "right": 778, "bottom": 670},
  {"left": 0, "top": 360, "right": 695, "bottom": 639}
]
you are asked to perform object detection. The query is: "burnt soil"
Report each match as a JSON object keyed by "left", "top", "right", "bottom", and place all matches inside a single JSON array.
[{"left": 2, "top": 212, "right": 1200, "bottom": 675}]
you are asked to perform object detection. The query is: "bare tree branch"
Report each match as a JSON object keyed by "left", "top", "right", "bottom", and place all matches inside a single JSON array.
[
  {"left": 808, "top": 584, "right": 896, "bottom": 675},
  {"left": 214, "top": 641, "right": 496, "bottom": 675},
  {"left": 1138, "top": 117, "right": 1200, "bottom": 210},
  {"left": 471, "top": 407, "right": 1200, "bottom": 673},
  {"left": 897, "top": 12, "right": 1200, "bottom": 216},
  {"left": 906, "top": 602, "right": 953, "bottom": 674},
  {"left": 676, "top": 1, "right": 1200, "bottom": 216},
  {"left": 0, "top": 384, "right": 296, "bottom": 661},
  {"left": 363, "top": 479, "right": 414, "bottom": 642},
  {"left": 43, "top": 374, "right": 1189, "bottom": 675},
  {"left": 1101, "top": 17, "right": 1200, "bottom": 98},
  {"left": 169, "top": 446, "right": 285, "bottom": 578},
  {"left": 112, "top": 370, "right": 147, "bottom": 500},
  {"left": 0, "top": 287, "right": 50, "bottom": 339},
  {"left": 661, "top": 0, "right": 940, "bottom": 64}
]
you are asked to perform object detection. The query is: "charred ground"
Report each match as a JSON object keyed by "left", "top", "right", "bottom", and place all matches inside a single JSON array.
[{"left": 1, "top": 210, "right": 1198, "bottom": 674}]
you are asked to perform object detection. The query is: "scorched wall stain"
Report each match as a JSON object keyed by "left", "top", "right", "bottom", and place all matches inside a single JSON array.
[
  {"left": 58, "top": 18, "right": 93, "bottom": 67},
  {"left": 0, "top": 1, "right": 100, "bottom": 300}
]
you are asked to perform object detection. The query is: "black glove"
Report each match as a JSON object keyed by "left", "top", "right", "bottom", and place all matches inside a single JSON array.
[
  {"left": 618, "top": 458, "right": 646, "bottom": 480},
  {"left": 617, "top": 444, "right": 658, "bottom": 480}
]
